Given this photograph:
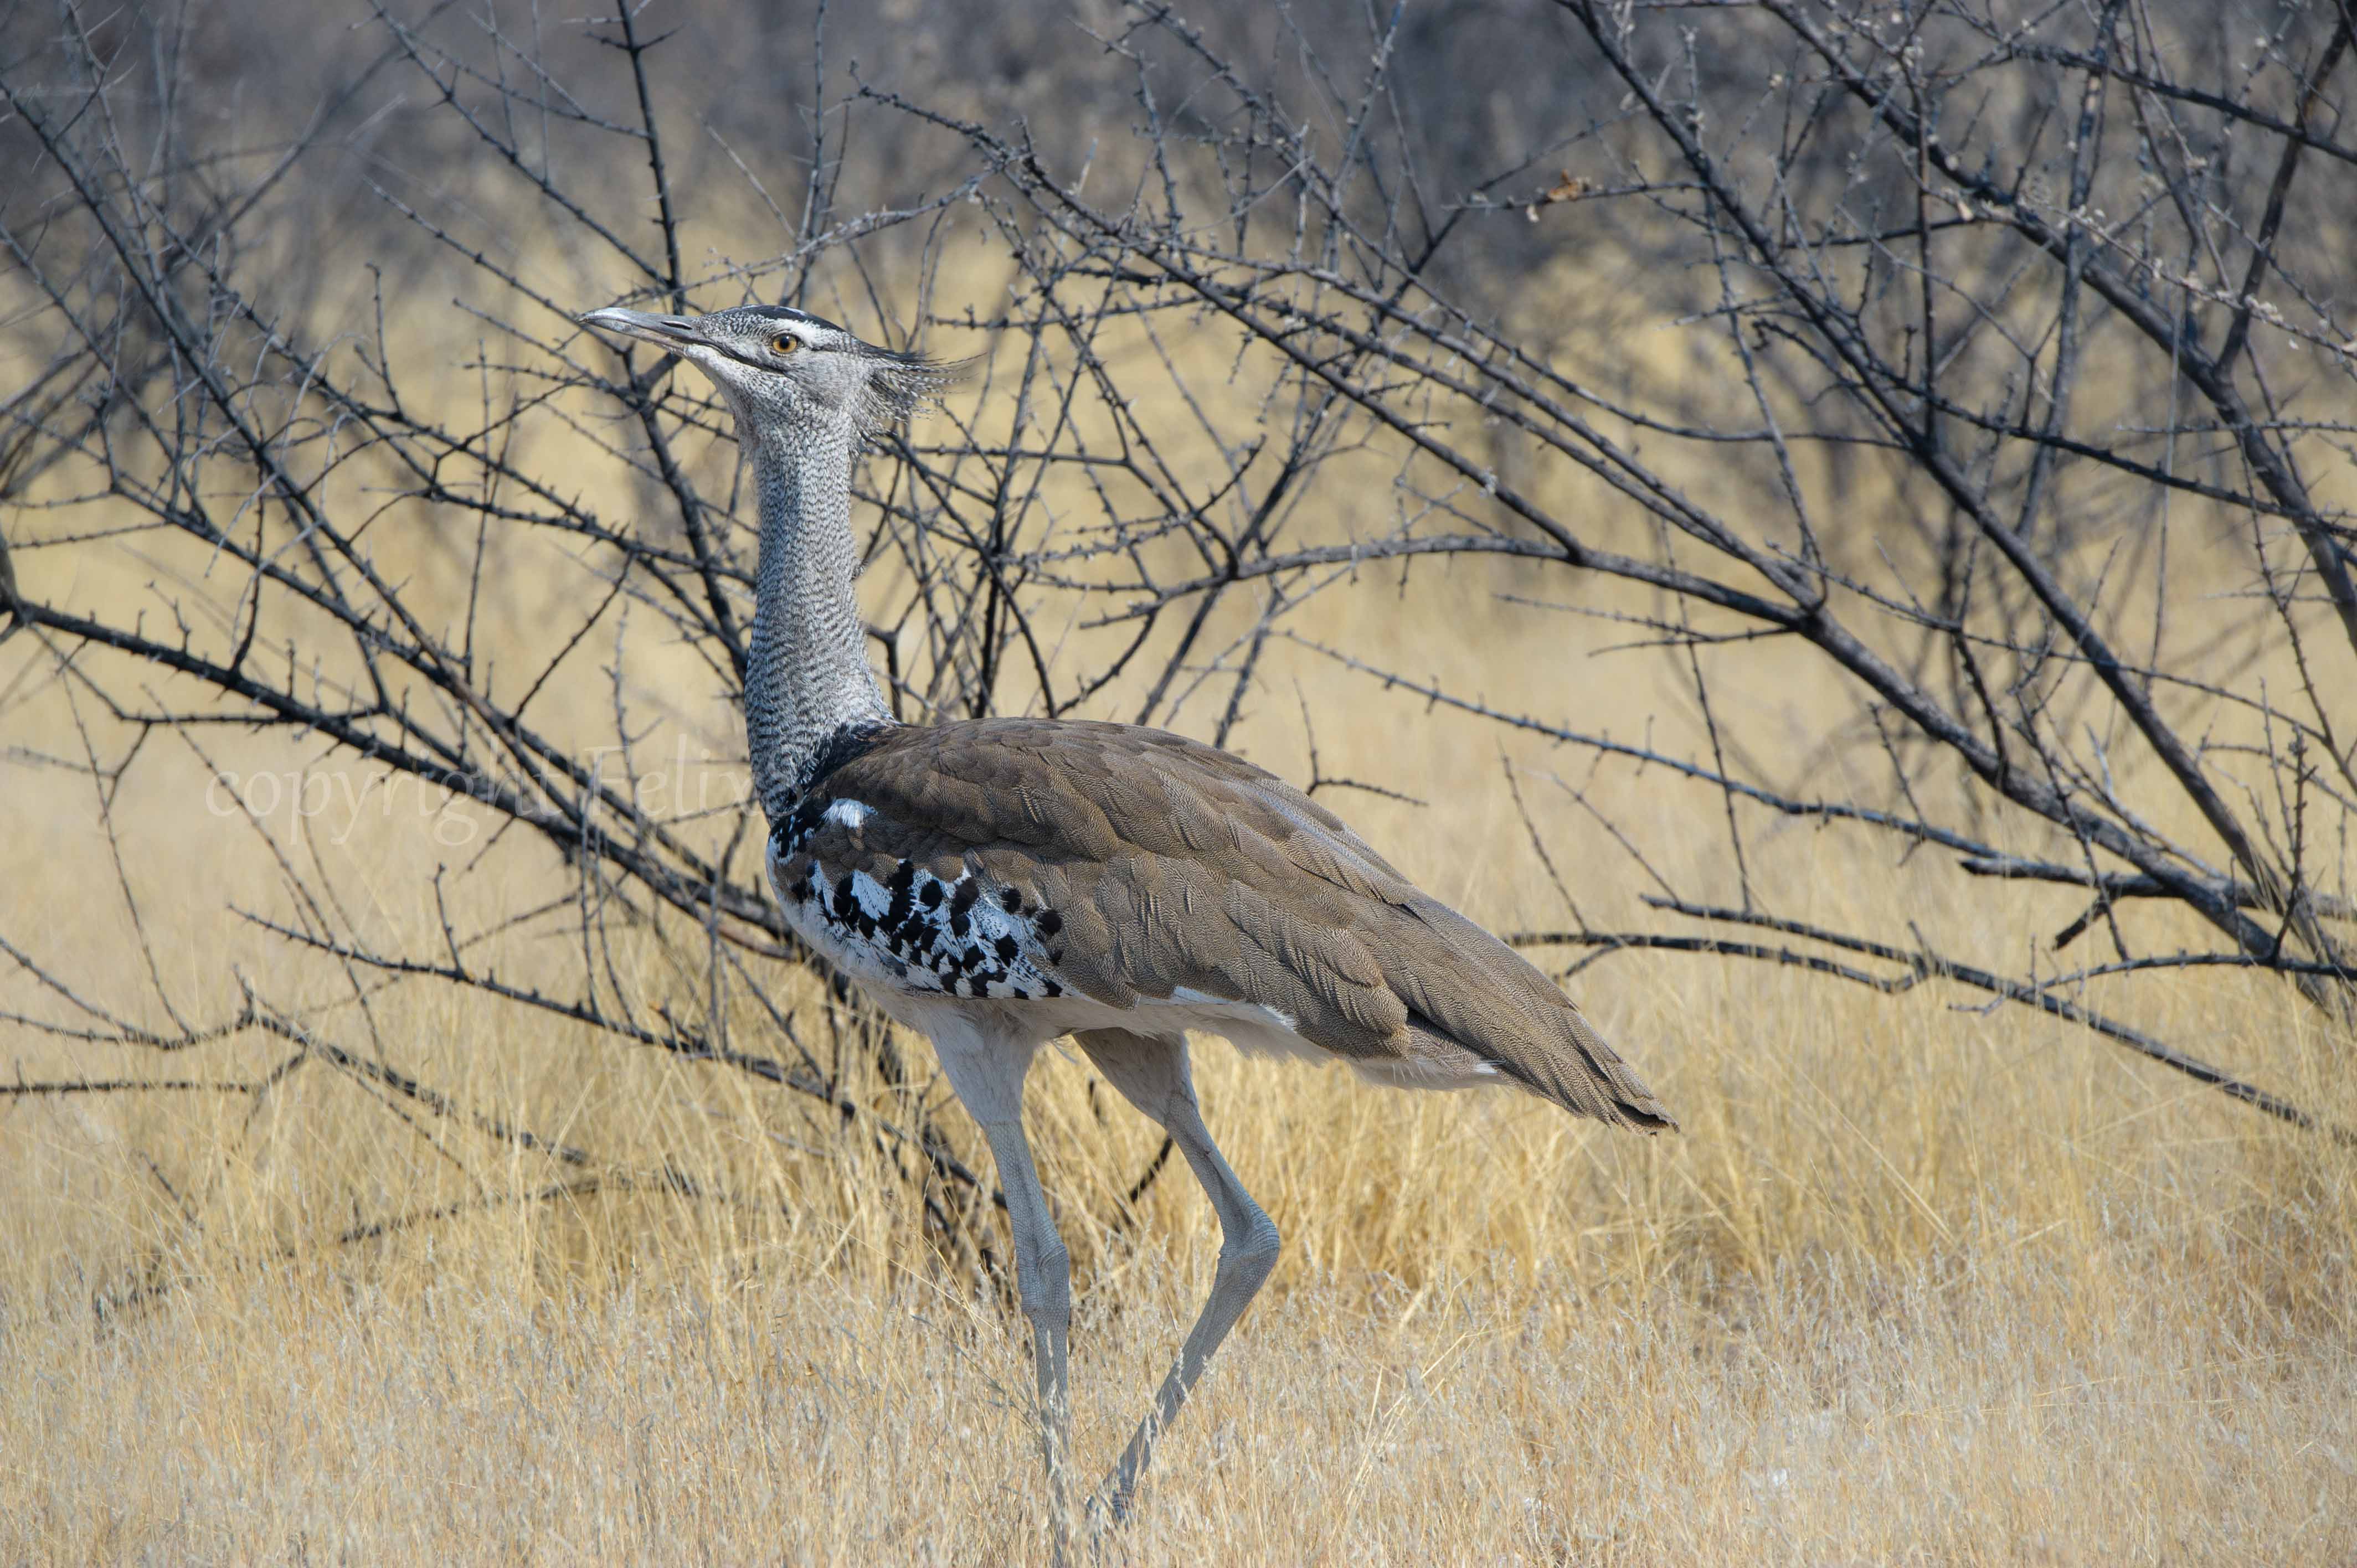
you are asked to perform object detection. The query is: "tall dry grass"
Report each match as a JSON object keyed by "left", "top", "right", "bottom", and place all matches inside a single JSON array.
[
  {"left": 8, "top": 589, "right": 2354, "bottom": 1561},
  {"left": 4, "top": 216, "right": 2355, "bottom": 1562}
]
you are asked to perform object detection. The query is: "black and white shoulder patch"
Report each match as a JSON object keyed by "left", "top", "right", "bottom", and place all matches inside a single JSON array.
[{"left": 766, "top": 796, "right": 1070, "bottom": 1004}]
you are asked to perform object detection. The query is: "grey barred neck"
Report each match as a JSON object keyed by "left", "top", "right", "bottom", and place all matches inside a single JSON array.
[{"left": 742, "top": 411, "right": 894, "bottom": 823}]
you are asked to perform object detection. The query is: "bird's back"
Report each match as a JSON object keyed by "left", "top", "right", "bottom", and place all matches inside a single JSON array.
[{"left": 767, "top": 717, "right": 1672, "bottom": 1130}]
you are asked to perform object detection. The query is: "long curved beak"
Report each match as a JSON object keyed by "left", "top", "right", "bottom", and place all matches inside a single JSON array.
[{"left": 577, "top": 306, "right": 703, "bottom": 350}]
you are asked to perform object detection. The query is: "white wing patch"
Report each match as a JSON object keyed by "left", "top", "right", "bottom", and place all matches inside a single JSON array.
[
  {"left": 847, "top": 868, "right": 894, "bottom": 921},
  {"left": 1169, "top": 985, "right": 1299, "bottom": 1034}
]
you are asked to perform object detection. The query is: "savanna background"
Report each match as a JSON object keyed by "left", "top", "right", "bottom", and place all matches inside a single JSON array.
[{"left": 4, "top": 1, "right": 2355, "bottom": 1562}]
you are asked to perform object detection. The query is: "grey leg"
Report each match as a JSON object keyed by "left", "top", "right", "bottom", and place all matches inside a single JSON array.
[
  {"left": 1075, "top": 1029, "right": 1281, "bottom": 1523},
  {"left": 929, "top": 1030, "right": 1074, "bottom": 1539}
]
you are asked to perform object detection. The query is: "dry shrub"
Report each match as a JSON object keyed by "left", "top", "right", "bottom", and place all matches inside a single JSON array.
[{"left": 4, "top": 2, "right": 2355, "bottom": 1560}]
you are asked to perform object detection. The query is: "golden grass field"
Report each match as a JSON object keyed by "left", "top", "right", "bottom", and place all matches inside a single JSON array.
[{"left": 5, "top": 234, "right": 2356, "bottom": 1564}]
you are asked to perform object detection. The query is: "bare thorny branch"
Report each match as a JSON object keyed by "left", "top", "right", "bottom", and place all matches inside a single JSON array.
[{"left": 2, "top": 0, "right": 2351, "bottom": 1287}]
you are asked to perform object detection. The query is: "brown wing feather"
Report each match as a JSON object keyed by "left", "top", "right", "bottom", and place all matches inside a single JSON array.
[{"left": 789, "top": 718, "right": 1672, "bottom": 1131}]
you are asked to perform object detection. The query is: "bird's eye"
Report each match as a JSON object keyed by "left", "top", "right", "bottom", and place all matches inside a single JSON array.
[{"left": 771, "top": 334, "right": 799, "bottom": 356}]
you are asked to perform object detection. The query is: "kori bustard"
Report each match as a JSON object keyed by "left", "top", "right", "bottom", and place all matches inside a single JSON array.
[{"left": 581, "top": 302, "right": 1672, "bottom": 1524}]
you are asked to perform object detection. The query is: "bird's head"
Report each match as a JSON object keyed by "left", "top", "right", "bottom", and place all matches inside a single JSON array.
[{"left": 577, "top": 302, "right": 963, "bottom": 445}]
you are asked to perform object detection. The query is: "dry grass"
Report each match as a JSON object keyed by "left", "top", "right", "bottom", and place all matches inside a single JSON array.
[
  {"left": 11, "top": 1244, "right": 2354, "bottom": 1565},
  {"left": 8, "top": 616, "right": 2353, "bottom": 1563},
  {"left": 5, "top": 243, "right": 2356, "bottom": 1564}
]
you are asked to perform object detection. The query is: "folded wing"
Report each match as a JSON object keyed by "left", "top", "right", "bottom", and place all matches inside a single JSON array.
[{"left": 771, "top": 718, "right": 1672, "bottom": 1131}]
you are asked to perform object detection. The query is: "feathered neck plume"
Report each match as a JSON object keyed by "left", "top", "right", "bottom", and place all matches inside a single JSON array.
[{"left": 738, "top": 348, "right": 965, "bottom": 822}]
